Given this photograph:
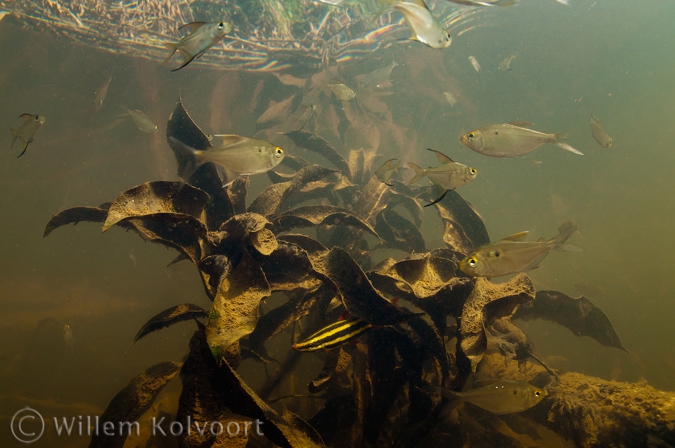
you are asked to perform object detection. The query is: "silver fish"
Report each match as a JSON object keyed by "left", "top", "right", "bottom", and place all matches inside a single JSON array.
[
  {"left": 437, "top": 380, "right": 546, "bottom": 415},
  {"left": 375, "top": 158, "right": 401, "bottom": 185},
  {"left": 459, "top": 221, "right": 582, "bottom": 278},
  {"left": 408, "top": 148, "right": 477, "bottom": 207},
  {"left": 460, "top": 122, "right": 583, "bottom": 157},
  {"left": 122, "top": 106, "right": 158, "bottom": 133},
  {"left": 498, "top": 53, "right": 516, "bottom": 71},
  {"left": 63, "top": 324, "right": 74, "bottom": 352},
  {"left": 92, "top": 75, "right": 112, "bottom": 112},
  {"left": 163, "top": 21, "right": 232, "bottom": 71},
  {"left": 468, "top": 55, "right": 481, "bottom": 73},
  {"left": 389, "top": 0, "right": 452, "bottom": 49},
  {"left": 359, "top": 59, "right": 399, "bottom": 89},
  {"left": 443, "top": 91, "right": 457, "bottom": 107},
  {"left": 168, "top": 135, "right": 285, "bottom": 186},
  {"left": 590, "top": 111, "right": 613, "bottom": 148},
  {"left": 326, "top": 83, "right": 356, "bottom": 101},
  {"left": 10, "top": 113, "right": 45, "bottom": 158}
]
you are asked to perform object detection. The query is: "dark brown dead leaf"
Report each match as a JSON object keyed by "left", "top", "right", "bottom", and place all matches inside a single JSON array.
[
  {"left": 309, "top": 348, "right": 352, "bottom": 393},
  {"left": 374, "top": 208, "right": 425, "bottom": 253},
  {"left": 44, "top": 203, "right": 111, "bottom": 237},
  {"left": 216, "top": 213, "right": 277, "bottom": 257},
  {"left": 275, "top": 165, "right": 339, "bottom": 214},
  {"left": 89, "top": 361, "right": 181, "bottom": 448},
  {"left": 277, "top": 234, "right": 328, "bottom": 257},
  {"left": 513, "top": 290, "right": 627, "bottom": 352},
  {"left": 353, "top": 177, "right": 389, "bottom": 225},
  {"left": 258, "top": 242, "right": 324, "bottom": 292},
  {"left": 435, "top": 191, "right": 489, "bottom": 254},
  {"left": 271, "top": 205, "right": 379, "bottom": 241},
  {"left": 206, "top": 250, "right": 271, "bottom": 360},
  {"left": 125, "top": 303, "right": 208, "bottom": 355},
  {"left": 197, "top": 255, "right": 231, "bottom": 301},
  {"left": 283, "top": 130, "right": 350, "bottom": 175},
  {"left": 228, "top": 176, "right": 249, "bottom": 215},
  {"left": 460, "top": 274, "right": 535, "bottom": 372},
  {"left": 248, "top": 181, "right": 293, "bottom": 217},
  {"left": 123, "top": 215, "right": 208, "bottom": 263},
  {"left": 102, "top": 181, "right": 208, "bottom": 231},
  {"left": 312, "top": 247, "right": 416, "bottom": 326}
]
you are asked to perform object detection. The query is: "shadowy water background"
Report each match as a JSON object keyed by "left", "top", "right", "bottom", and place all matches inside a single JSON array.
[{"left": 0, "top": 0, "right": 674, "bottom": 446}]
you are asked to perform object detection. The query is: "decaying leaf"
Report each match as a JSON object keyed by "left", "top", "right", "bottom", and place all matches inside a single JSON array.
[
  {"left": 435, "top": 191, "right": 489, "bottom": 254},
  {"left": 123, "top": 215, "right": 208, "bottom": 264},
  {"left": 206, "top": 250, "right": 271, "bottom": 360},
  {"left": 374, "top": 208, "right": 425, "bottom": 253},
  {"left": 125, "top": 304, "right": 208, "bottom": 355},
  {"left": 89, "top": 361, "right": 181, "bottom": 448},
  {"left": 271, "top": 205, "right": 380, "bottom": 241},
  {"left": 228, "top": 176, "right": 249, "bottom": 215},
  {"left": 460, "top": 274, "right": 535, "bottom": 372},
  {"left": 309, "top": 348, "right": 352, "bottom": 393},
  {"left": 217, "top": 213, "right": 277, "bottom": 258},
  {"left": 311, "top": 247, "right": 417, "bottom": 326},
  {"left": 44, "top": 203, "right": 111, "bottom": 237},
  {"left": 197, "top": 255, "right": 231, "bottom": 300},
  {"left": 353, "top": 177, "right": 389, "bottom": 224},
  {"left": 102, "top": 181, "right": 208, "bottom": 231},
  {"left": 248, "top": 181, "right": 293, "bottom": 217},
  {"left": 283, "top": 130, "right": 350, "bottom": 175},
  {"left": 258, "top": 242, "right": 324, "bottom": 291},
  {"left": 513, "top": 290, "right": 627, "bottom": 352}
]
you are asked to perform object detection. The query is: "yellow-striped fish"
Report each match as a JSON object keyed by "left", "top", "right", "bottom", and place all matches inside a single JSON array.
[{"left": 292, "top": 317, "right": 373, "bottom": 352}]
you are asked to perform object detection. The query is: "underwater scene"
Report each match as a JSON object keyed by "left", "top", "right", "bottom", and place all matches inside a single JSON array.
[{"left": 1, "top": 0, "right": 674, "bottom": 446}]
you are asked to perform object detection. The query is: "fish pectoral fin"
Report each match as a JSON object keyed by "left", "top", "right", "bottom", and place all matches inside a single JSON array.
[
  {"left": 507, "top": 121, "right": 534, "bottom": 128},
  {"left": 427, "top": 148, "right": 454, "bottom": 164},
  {"left": 500, "top": 231, "right": 529, "bottom": 242},
  {"left": 216, "top": 165, "right": 240, "bottom": 187},
  {"left": 178, "top": 21, "right": 207, "bottom": 33},
  {"left": 556, "top": 243, "right": 583, "bottom": 252}
]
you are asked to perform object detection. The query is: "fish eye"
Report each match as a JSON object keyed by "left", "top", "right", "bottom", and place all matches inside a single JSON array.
[
  {"left": 535, "top": 390, "right": 541, "bottom": 397},
  {"left": 468, "top": 133, "right": 475, "bottom": 141},
  {"left": 218, "top": 22, "right": 224, "bottom": 29},
  {"left": 467, "top": 257, "right": 477, "bottom": 268},
  {"left": 493, "top": 250, "right": 501, "bottom": 258},
  {"left": 469, "top": 168, "right": 477, "bottom": 175},
  {"left": 275, "top": 147, "right": 283, "bottom": 158}
]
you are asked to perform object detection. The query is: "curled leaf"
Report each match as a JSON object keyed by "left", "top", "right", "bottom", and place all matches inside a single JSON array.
[
  {"left": 271, "top": 205, "right": 380, "bottom": 241},
  {"left": 248, "top": 181, "right": 292, "bottom": 217},
  {"left": 435, "top": 191, "right": 489, "bottom": 254},
  {"left": 513, "top": 290, "right": 627, "bottom": 352},
  {"left": 460, "top": 274, "right": 535, "bottom": 372},
  {"left": 44, "top": 203, "right": 111, "bottom": 237},
  {"left": 125, "top": 303, "right": 208, "bottom": 355},
  {"left": 374, "top": 208, "right": 425, "bottom": 253},
  {"left": 89, "top": 361, "right": 181, "bottom": 448}
]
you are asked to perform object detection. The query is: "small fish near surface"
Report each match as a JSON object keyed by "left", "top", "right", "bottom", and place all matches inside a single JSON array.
[
  {"left": 326, "top": 83, "right": 356, "bottom": 101},
  {"left": 460, "top": 122, "right": 583, "bottom": 157},
  {"left": 10, "top": 113, "right": 45, "bottom": 158},
  {"left": 408, "top": 148, "right": 477, "bottom": 207},
  {"left": 168, "top": 134, "right": 285, "bottom": 186},
  {"left": 443, "top": 91, "right": 458, "bottom": 107},
  {"left": 590, "top": 111, "right": 613, "bottom": 148},
  {"left": 359, "top": 59, "right": 399, "bottom": 89},
  {"left": 468, "top": 55, "right": 481, "bottom": 73},
  {"left": 292, "top": 317, "right": 373, "bottom": 352},
  {"left": 459, "top": 221, "right": 582, "bottom": 278},
  {"left": 383, "top": 0, "right": 452, "bottom": 49},
  {"left": 375, "top": 158, "right": 401, "bottom": 185},
  {"left": 498, "top": 53, "right": 516, "bottom": 71},
  {"left": 63, "top": 324, "right": 74, "bottom": 352},
  {"left": 434, "top": 380, "right": 546, "bottom": 415},
  {"left": 92, "top": 75, "right": 112, "bottom": 112},
  {"left": 163, "top": 21, "right": 232, "bottom": 71},
  {"left": 121, "top": 106, "right": 158, "bottom": 133}
]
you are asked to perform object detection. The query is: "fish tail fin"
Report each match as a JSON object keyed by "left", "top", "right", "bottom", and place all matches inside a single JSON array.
[
  {"left": 9, "top": 129, "right": 17, "bottom": 150},
  {"left": 554, "top": 132, "right": 584, "bottom": 155},
  {"left": 168, "top": 137, "right": 203, "bottom": 183},
  {"left": 162, "top": 43, "right": 178, "bottom": 66},
  {"left": 407, "top": 162, "right": 426, "bottom": 185},
  {"left": 552, "top": 221, "right": 583, "bottom": 251}
]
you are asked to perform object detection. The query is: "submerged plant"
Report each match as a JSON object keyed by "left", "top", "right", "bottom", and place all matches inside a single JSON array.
[{"left": 45, "top": 100, "right": 640, "bottom": 448}]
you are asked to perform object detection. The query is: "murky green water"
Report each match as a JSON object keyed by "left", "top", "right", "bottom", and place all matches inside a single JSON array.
[{"left": 1, "top": 0, "right": 674, "bottom": 446}]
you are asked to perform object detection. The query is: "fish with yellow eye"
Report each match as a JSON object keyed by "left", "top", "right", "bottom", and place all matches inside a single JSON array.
[
  {"left": 459, "top": 221, "right": 582, "bottom": 278},
  {"left": 433, "top": 380, "right": 546, "bottom": 416},
  {"left": 10, "top": 113, "right": 45, "bottom": 157},
  {"left": 408, "top": 148, "right": 477, "bottom": 207},
  {"left": 168, "top": 134, "right": 285, "bottom": 186}
]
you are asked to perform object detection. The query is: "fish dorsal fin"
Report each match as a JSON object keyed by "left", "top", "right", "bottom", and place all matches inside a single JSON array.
[
  {"left": 411, "top": 0, "right": 429, "bottom": 9},
  {"left": 179, "top": 21, "right": 207, "bottom": 33},
  {"left": 507, "top": 121, "right": 534, "bottom": 128},
  {"left": 212, "top": 134, "right": 249, "bottom": 147},
  {"left": 19, "top": 113, "right": 34, "bottom": 122},
  {"left": 427, "top": 148, "right": 454, "bottom": 164},
  {"left": 500, "top": 231, "right": 529, "bottom": 242}
]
